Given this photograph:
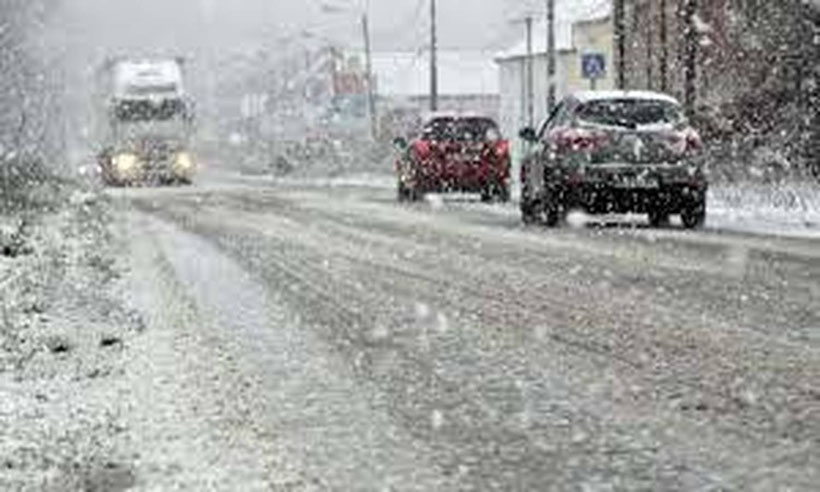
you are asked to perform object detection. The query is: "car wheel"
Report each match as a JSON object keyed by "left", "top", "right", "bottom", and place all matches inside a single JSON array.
[
  {"left": 540, "top": 187, "right": 566, "bottom": 228},
  {"left": 104, "top": 176, "right": 124, "bottom": 188},
  {"left": 398, "top": 181, "right": 420, "bottom": 202},
  {"left": 810, "top": 162, "right": 820, "bottom": 180},
  {"left": 648, "top": 210, "right": 670, "bottom": 228},
  {"left": 543, "top": 203, "right": 563, "bottom": 228},
  {"left": 520, "top": 172, "right": 538, "bottom": 223},
  {"left": 524, "top": 199, "right": 563, "bottom": 227},
  {"left": 681, "top": 200, "right": 706, "bottom": 229},
  {"left": 398, "top": 181, "right": 411, "bottom": 202},
  {"left": 496, "top": 183, "right": 510, "bottom": 203},
  {"left": 521, "top": 198, "right": 539, "bottom": 225},
  {"left": 482, "top": 183, "right": 509, "bottom": 203}
]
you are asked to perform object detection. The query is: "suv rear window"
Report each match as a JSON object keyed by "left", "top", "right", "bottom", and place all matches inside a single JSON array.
[
  {"left": 576, "top": 99, "right": 684, "bottom": 129},
  {"left": 422, "top": 118, "right": 500, "bottom": 141}
]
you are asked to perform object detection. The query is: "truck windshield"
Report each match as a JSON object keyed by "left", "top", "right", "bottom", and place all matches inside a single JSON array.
[
  {"left": 114, "top": 98, "right": 187, "bottom": 123},
  {"left": 127, "top": 83, "right": 179, "bottom": 96}
]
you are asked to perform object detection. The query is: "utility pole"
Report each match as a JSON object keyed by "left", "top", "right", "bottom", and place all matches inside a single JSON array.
[
  {"left": 659, "top": 0, "right": 668, "bottom": 92},
  {"left": 682, "top": 0, "right": 698, "bottom": 116},
  {"left": 614, "top": 0, "right": 626, "bottom": 89},
  {"left": 546, "top": 0, "right": 556, "bottom": 114},
  {"left": 645, "top": 7, "right": 654, "bottom": 90},
  {"left": 526, "top": 16, "right": 534, "bottom": 128},
  {"left": 362, "top": 13, "right": 377, "bottom": 140},
  {"left": 430, "top": 0, "right": 438, "bottom": 111}
]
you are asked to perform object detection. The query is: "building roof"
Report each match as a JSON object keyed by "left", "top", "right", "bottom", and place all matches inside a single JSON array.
[
  {"left": 495, "top": 0, "right": 612, "bottom": 61},
  {"left": 372, "top": 51, "right": 499, "bottom": 97}
]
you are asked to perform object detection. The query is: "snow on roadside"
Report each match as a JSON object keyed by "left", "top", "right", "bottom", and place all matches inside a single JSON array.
[
  {"left": 420, "top": 181, "right": 820, "bottom": 239},
  {"left": 205, "top": 166, "right": 820, "bottom": 238},
  {"left": 708, "top": 183, "right": 820, "bottom": 238},
  {"left": 271, "top": 172, "right": 396, "bottom": 190},
  {"left": 0, "top": 191, "right": 143, "bottom": 490}
]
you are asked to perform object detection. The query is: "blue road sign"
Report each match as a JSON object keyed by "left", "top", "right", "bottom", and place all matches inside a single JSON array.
[{"left": 582, "top": 53, "right": 606, "bottom": 80}]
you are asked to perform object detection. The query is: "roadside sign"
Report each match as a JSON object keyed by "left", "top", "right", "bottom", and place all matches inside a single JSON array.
[
  {"left": 581, "top": 53, "right": 606, "bottom": 90},
  {"left": 582, "top": 54, "right": 606, "bottom": 79}
]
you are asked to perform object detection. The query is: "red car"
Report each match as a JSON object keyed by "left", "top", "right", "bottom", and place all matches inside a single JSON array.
[{"left": 394, "top": 115, "right": 511, "bottom": 202}]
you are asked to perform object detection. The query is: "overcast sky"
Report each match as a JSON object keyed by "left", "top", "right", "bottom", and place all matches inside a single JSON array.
[{"left": 53, "top": 0, "right": 609, "bottom": 57}]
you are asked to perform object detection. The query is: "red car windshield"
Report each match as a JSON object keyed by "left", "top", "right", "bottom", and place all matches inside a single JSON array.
[{"left": 421, "top": 118, "right": 500, "bottom": 142}]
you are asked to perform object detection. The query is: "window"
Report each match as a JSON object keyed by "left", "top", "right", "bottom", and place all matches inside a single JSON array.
[{"left": 576, "top": 99, "right": 684, "bottom": 129}]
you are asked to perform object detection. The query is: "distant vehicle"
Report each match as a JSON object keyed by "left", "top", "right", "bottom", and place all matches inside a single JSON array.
[
  {"left": 519, "top": 91, "right": 707, "bottom": 228},
  {"left": 393, "top": 115, "right": 511, "bottom": 203},
  {"left": 95, "top": 58, "right": 196, "bottom": 186}
]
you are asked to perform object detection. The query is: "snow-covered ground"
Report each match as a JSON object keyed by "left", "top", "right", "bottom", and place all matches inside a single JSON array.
[
  {"left": 264, "top": 172, "right": 820, "bottom": 239},
  {"left": 708, "top": 183, "right": 820, "bottom": 238}
]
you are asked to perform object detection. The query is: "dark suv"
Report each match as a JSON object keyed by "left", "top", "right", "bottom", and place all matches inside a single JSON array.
[{"left": 519, "top": 91, "right": 707, "bottom": 228}]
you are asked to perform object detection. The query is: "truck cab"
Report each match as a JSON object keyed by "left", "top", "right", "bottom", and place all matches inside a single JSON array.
[{"left": 98, "top": 59, "right": 196, "bottom": 186}]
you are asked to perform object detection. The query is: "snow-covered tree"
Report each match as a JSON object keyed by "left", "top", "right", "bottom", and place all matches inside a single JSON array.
[
  {"left": 622, "top": 0, "right": 819, "bottom": 179},
  {"left": 1, "top": 0, "right": 62, "bottom": 211}
]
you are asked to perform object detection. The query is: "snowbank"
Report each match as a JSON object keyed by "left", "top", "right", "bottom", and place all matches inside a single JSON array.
[
  {"left": 1, "top": 190, "right": 142, "bottom": 490},
  {"left": 708, "top": 183, "right": 820, "bottom": 237}
]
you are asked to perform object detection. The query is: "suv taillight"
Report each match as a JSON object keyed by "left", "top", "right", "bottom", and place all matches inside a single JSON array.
[
  {"left": 665, "top": 128, "right": 702, "bottom": 153},
  {"left": 685, "top": 129, "right": 702, "bottom": 151},
  {"left": 552, "top": 129, "right": 605, "bottom": 153},
  {"left": 494, "top": 140, "right": 510, "bottom": 158}
]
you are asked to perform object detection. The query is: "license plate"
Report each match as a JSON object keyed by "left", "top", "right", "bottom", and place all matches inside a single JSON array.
[
  {"left": 453, "top": 155, "right": 479, "bottom": 165},
  {"left": 616, "top": 175, "right": 659, "bottom": 189}
]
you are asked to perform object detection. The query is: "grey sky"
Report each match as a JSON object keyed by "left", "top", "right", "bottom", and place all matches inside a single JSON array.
[{"left": 52, "top": 0, "right": 605, "bottom": 56}]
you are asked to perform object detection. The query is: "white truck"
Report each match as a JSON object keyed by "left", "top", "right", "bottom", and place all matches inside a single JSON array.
[{"left": 96, "top": 58, "right": 196, "bottom": 186}]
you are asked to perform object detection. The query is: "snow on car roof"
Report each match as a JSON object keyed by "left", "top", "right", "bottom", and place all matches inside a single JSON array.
[
  {"left": 571, "top": 90, "right": 681, "bottom": 106},
  {"left": 422, "top": 111, "right": 495, "bottom": 121},
  {"left": 114, "top": 59, "right": 183, "bottom": 97}
]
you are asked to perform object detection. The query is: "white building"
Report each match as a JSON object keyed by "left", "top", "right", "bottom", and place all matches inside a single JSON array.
[
  {"left": 371, "top": 50, "right": 500, "bottom": 119},
  {"left": 494, "top": 5, "right": 614, "bottom": 141}
]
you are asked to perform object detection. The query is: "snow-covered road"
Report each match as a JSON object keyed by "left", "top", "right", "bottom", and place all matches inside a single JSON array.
[
  {"left": 97, "top": 175, "right": 820, "bottom": 490},
  {"left": 219, "top": 170, "right": 820, "bottom": 239}
]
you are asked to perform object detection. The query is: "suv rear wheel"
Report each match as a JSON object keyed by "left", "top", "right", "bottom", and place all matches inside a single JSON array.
[
  {"left": 648, "top": 209, "right": 670, "bottom": 228},
  {"left": 542, "top": 203, "right": 563, "bottom": 228},
  {"left": 523, "top": 198, "right": 563, "bottom": 227},
  {"left": 681, "top": 199, "right": 706, "bottom": 229},
  {"left": 521, "top": 199, "right": 539, "bottom": 224}
]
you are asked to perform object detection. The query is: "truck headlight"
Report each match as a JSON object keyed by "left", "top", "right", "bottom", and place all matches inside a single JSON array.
[
  {"left": 175, "top": 152, "right": 194, "bottom": 170},
  {"left": 113, "top": 153, "right": 138, "bottom": 172}
]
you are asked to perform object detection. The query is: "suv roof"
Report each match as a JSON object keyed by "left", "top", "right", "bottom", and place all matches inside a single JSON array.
[{"left": 571, "top": 90, "right": 681, "bottom": 106}]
